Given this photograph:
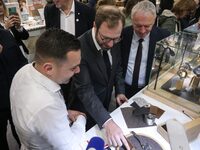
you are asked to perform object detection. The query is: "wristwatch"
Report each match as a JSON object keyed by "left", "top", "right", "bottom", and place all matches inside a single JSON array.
[{"left": 177, "top": 69, "right": 187, "bottom": 78}]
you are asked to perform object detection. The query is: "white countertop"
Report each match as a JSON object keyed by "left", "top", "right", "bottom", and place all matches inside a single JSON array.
[{"left": 85, "top": 90, "right": 200, "bottom": 150}]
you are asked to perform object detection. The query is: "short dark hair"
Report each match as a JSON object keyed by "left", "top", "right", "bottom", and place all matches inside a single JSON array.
[
  {"left": 35, "top": 28, "right": 80, "bottom": 63},
  {"left": 160, "top": 0, "right": 174, "bottom": 12},
  {"left": 95, "top": 5, "right": 125, "bottom": 31}
]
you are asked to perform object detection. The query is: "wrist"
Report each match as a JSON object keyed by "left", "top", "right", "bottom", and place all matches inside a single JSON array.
[{"left": 103, "top": 118, "right": 113, "bottom": 128}]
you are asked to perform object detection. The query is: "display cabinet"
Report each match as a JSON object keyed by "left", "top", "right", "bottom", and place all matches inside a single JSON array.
[{"left": 144, "top": 31, "right": 200, "bottom": 118}]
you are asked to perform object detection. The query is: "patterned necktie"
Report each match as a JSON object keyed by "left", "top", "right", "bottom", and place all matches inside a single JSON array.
[{"left": 132, "top": 39, "right": 144, "bottom": 87}]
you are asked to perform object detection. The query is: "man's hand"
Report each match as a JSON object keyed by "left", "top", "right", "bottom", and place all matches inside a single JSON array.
[
  {"left": 67, "top": 110, "right": 86, "bottom": 122},
  {"left": 103, "top": 119, "right": 130, "bottom": 150},
  {"left": 116, "top": 94, "right": 128, "bottom": 106}
]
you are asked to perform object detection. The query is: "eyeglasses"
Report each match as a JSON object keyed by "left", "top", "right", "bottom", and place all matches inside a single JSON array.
[{"left": 98, "top": 31, "right": 122, "bottom": 44}]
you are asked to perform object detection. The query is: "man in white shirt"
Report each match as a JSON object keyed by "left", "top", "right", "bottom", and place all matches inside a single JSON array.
[{"left": 10, "top": 29, "right": 86, "bottom": 150}]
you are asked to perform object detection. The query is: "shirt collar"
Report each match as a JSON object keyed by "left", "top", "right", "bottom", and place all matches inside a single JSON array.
[
  {"left": 60, "top": 0, "right": 75, "bottom": 16},
  {"left": 92, "top": 27, "right": 102, "bottom": 51},
  {"left": 30, "top": 63, "right": 61, "bottom": 93},
  {"left": 133, "top": 31, "right": 150, "bottom": 42}
]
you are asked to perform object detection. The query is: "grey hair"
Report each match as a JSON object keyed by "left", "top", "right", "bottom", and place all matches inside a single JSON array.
[{"left": 131, "top": 0, "right": 156, "bottom": 19}]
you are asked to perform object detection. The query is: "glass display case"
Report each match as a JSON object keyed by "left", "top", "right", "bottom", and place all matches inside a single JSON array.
[{"left": 144, "top": 31, "right": 200, "bottom": 118}]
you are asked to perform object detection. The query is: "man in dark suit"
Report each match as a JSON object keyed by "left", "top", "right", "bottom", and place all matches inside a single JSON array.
[
  {"left": 121, "top": 1, "right": 170, "bottom": 99},
  {"left": 0, "top": 29, "right": 27, "bottom": 149},
  {"left": 71, "top": 5, "right": 130, "bottom": 149},
  {"left": 44, "top": 0, "right": 95, "bottom": 38}
]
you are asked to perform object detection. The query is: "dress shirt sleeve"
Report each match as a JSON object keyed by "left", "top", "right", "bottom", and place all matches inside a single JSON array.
[{"left": 32, "top": 104, "right": 86, "bottom": 150}]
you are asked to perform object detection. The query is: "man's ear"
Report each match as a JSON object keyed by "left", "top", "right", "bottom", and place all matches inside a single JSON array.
[{"left": 43, "top": 62, "right": 54, "bottom": 76}]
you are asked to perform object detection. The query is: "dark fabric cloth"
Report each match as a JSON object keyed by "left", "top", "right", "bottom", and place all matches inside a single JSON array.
[
  {"left": 103, "top": 50, "right": 111, "bottom": 79},
  {"left": 0, "top": 29, "right": 27, "bottom": 149},
  {"left": 44, "top": 0, "right": 95, "bottom": 38},
  {"left": 132, "top": 39, "right": 143, "bottom": 87},
  {"left": 0, "top": 24, "right": 29, "bottom": 54},
  {"left": 121, "top": 26, "right": 170, "bottom": 98},
  {"left": 70, "top": 29, "right": 125, "bottom": 128},
  {"left": 157, "top": 14, "right": 179, "bottom": 34},
  {"left": 125, "top": 83, "right": 144, "bottom": 99},
  {"left": 0, "top": 110, "right": 21, "bottom": 149},
  {"left": 87, "top": 0, "right": 97, "bottom": 8}
]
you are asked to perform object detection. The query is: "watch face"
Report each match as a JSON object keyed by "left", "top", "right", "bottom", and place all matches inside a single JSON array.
[
  {"left": 177, "top": 69, "right": 187, "bottom": 78},
  {"left": 193, "top": 65, "right": 200, "bottom": 77}
]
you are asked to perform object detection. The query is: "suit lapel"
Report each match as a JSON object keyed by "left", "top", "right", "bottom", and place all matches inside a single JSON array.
[
  {"left": 145, "top": 27, "right": 157, "bottom": 84},
  {"left": 96, "top": 52, "right": 109, "bottom": 82},
  {"left": 54, "top": 6, "right": 60, "bottom": 28},
  {"left": 86, "top": 31, "right": 109, "bottom": 82},
  {"left": 122, "top": 27, "right": 134, "bottom": 75},
  {"left": 74, "top": 1, "right": 81, "bottom": 37}
]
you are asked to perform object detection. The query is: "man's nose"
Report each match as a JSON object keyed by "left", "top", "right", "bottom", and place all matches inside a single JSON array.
[
  {"left": 106, "top": 40, "right": 114, "bottom": 48},
  {"left": 139, "top": 26, "right": 146, "bottom": 34}
]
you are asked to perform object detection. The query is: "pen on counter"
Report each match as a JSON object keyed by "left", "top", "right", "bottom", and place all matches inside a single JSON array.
[{"left": 182, "top": 110, "right": 194, "bottom": 120}]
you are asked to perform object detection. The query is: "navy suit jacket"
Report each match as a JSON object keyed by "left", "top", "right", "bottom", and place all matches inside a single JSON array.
[
  {"left": 121, "top": 25, "right": 170, "bottom": 86},
  {"left": 0, "top": 29, "right": 27, "bottom": 109},
  {"left": 71, "top": 29, "right": 125, "bottom": 127},
  {"left": 44, "top": 1, "right": 95, "bottom": 38}
]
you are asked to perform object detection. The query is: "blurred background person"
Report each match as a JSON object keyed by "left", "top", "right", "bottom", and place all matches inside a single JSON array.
[
  {"left": 0, "top": 28, "right": 27, "bottom": 150},
  {"left": 95, "top": 0, "right": 115, "bottom": 10},
  {"left": 0, "top": 0, "right": 29, "bottom": 57},
  {"left": 123, "top": 0, "right": 143, "bottom": 27},
  {"left": 157, "top": 0, "right": 178, "bottom": 34},
  {"left": 172, "top": 0, "right": 197, "bottom": 30},
  {"left": 44, "top": 0, "right": 95, "bottom": 38}
]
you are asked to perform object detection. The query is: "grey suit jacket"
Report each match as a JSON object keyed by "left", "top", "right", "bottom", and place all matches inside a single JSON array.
[{"left": 73, "top": 29, "right": 125, "bottom": 127}]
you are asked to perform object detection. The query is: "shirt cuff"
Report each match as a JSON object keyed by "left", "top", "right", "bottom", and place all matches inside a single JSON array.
[
  {"left": 102, "top": 118, "right": 112, "bottom": 128},
  {"left": 75, "top": 115, "right": 86, "bottom": 126},
  {"left": 16, "top": 26, "right": 24, "bottom": 32}
]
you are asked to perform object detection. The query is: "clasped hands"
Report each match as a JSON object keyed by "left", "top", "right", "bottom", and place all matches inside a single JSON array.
[
  {"left": 5, "top": 14, "right": 21, "bottom": 29},
  {"left": 67, "top": 110, "right": 86, "bottom": 123}
]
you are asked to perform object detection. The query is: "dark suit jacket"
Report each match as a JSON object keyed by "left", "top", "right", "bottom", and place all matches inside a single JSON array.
[
  {"left": 0, "top": 25, "right": 29, "bottom": 54},
  {"left": 0, "top": 29, "right": 27, "bottom": 110},
  {"left": 121, "top": 26, "right": 170, "bottom": 86},
  {"left": 44, "top": 1, "right": 95, "bottom": 38},
  {"left": 72, "top": 29, "right": 125, "bottom": 127}
]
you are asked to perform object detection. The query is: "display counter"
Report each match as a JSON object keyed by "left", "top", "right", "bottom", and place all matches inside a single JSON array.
[
  {"left": 85, "top": 31, "right": 200, "bottom": 150},
  {"left": 144, "top": 31, "right": 200, "bottom": 119},
  {"left": 86, "top": 90, "right": 200, "bottom": 150}
]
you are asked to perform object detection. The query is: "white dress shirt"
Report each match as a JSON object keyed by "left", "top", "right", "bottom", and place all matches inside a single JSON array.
[
  {"left": 125, "top": 32, "right": 150, "bottom": 86},
  {"left": 60, "top": 0, "right": 75, "bottom": 35},
  {"left": 10, "top": 63, "right": 86, "bottom": 150}
]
